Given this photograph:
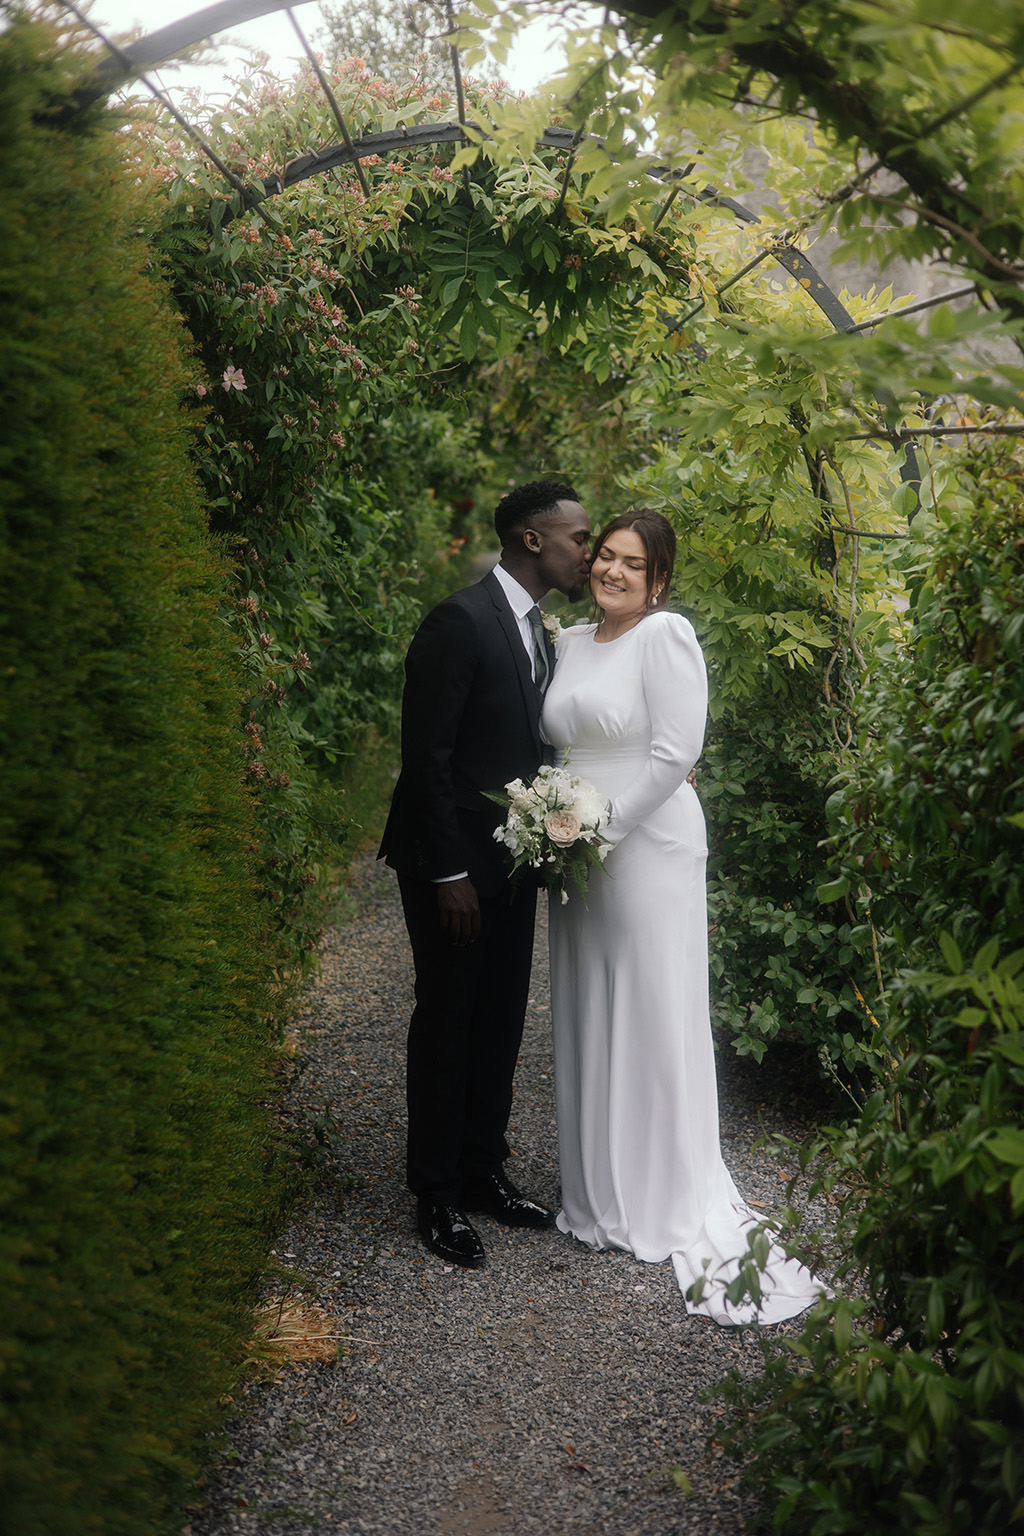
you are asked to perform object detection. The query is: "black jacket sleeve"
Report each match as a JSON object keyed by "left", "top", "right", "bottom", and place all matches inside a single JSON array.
[{"left": 398, "top": 598, "right": 481, "bottom": 881}]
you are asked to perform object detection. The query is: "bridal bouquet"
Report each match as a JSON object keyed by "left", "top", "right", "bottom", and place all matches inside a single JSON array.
[{"left": 487, "top": 761, "right": 611, "bottom": 903}]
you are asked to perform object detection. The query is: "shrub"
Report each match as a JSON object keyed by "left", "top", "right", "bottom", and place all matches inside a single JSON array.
[
  {"left": 720, "top": 945, "right": 1024, "bottom": 1535},
  {"left": 718, "top": 458, "right": 1024, "bottom": 1532},
  {"left": 822, "top": 454, "right": 1024, "bottom": 970},
  {"left": 702, "top": 669, "right": 880, "bottom": 1074},
  {"left": 0, "top": 21, "right": 282, "bottom": 1533}
]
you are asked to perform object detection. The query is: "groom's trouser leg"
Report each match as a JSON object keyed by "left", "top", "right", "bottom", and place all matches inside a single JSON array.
[{"left": 399, "top": 875, "right": 536, "bottom": 1202}]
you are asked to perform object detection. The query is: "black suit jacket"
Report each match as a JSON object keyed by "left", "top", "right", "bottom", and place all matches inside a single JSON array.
[{"left": 379, "top": 571, "right": 554, "bottom": 898}]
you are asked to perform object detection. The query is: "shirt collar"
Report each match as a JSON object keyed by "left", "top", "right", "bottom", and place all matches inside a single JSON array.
[{"left": 493, "top": 561, "right": 538, "bottom": 619}]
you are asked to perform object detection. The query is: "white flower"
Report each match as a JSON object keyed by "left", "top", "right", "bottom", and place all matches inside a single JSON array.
[
  {"left": 505, "top": 779, "right": 534, "bottom": 815},
  {"left": 542, "top": 613, "right": 563, "bottom": 640},
  {"left": 569, "top": 782, "right": 609, "bottom": 829}
]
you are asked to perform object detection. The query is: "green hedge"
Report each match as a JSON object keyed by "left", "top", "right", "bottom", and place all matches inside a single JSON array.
[{"left": 0, "top": 22, "right": 282, "bottom": 1533}]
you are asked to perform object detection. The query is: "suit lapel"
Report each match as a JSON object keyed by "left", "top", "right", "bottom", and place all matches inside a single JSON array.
[{"left": 481, "top": 570, "right": 542, "bottom": 753}]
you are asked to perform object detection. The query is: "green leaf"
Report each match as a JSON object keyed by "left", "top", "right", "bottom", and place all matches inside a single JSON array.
[
  {"left": 817, "top": 876, "right": 850, "bottom": 904},
  {"left": 939, "top": 931, "right": 963, "bottom": 974},
  {"left": 929, "top": 304, "right": 956, "bottom": 339},
  {"left": 987, "top": 1131, "right": 1024, "bottom": 1167},
  {"left": 459, "top": 308, "right": 479, "bottom": 361}
]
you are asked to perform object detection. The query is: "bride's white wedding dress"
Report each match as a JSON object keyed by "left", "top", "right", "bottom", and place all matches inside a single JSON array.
[{"left": 542, "top": 612, "right": 822, "bottom": 1325}]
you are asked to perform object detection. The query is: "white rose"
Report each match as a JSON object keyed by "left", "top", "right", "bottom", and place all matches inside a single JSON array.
[
  {"left": 544, "top": 806, "right": 583, "bottom": 846},
  {"left": 571, "top": 783, "right": 609, "bottom": 828}
]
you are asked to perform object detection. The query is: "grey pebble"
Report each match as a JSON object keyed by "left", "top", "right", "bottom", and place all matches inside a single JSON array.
[{"left": 190, "top": 853, "right": 834, "bottom": 1536}]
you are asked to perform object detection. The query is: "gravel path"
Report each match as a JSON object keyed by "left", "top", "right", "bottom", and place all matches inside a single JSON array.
[{"left": 191, "top": 854, "right": 832, "bottom": 1536}]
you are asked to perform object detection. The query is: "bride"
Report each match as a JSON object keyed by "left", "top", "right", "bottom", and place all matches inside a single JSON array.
[{"left": 542, "top": 509, "right": 823, "bottom": 1326}]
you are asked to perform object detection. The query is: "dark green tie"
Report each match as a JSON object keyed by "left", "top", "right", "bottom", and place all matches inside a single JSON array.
[{"left": 527, "top": 605, "right": 550, "bottom": 694}]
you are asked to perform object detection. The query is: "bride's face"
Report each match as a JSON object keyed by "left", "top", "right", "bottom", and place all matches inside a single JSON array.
[{"left": 590, "top": 528, "right": 651, "bottom": 622}]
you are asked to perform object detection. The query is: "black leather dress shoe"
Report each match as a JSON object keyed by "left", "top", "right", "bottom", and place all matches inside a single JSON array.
[
  {"left": 416, "top": 1199, "right": 486, "bottom": 1268},
  {"left": 462, "top": 1171, "right": 557, "bottom": 1230}
]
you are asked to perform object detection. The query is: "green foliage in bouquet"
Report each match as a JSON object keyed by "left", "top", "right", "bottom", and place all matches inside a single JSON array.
[{"left": 0, "top": 21, "right": 283, "bottom": 1533}]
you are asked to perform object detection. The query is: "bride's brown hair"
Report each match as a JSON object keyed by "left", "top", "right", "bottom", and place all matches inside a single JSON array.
[{"left": 591, "top": 508, "right": 676, "bottom": 613}]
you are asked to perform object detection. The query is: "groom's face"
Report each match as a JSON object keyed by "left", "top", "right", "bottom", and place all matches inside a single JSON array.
[{"left": 532, "top": 500, "right": 592, "bottom": 602}]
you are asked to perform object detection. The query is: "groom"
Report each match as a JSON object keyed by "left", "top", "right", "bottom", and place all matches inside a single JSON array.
[{"left": 379, "top": 481, "right": 592, "bottom": 1268}]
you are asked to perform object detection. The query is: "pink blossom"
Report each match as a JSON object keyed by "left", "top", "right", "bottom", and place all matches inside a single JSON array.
[
  {"left": 195, "top": 383, "right": 208, "bottom": 397},
  {"left": 222, "top": 365, "right": 247, "bottom": 392}
]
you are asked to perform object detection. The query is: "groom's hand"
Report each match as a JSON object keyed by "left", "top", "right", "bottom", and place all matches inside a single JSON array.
[{"left": 437, "top": 877, "right": 481, "bottom": 946}]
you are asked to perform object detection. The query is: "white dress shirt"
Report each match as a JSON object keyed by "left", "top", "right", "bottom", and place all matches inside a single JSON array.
[{"left": 492, "top": 561, "right": 541, "bottom": 679}]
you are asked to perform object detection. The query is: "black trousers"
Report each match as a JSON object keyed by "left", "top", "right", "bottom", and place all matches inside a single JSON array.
[{"left": 398, "top": 872, "right": 537, "bottom": 1203}]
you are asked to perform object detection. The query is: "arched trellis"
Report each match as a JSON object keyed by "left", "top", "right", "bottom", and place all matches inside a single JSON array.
[{"left": 65, "top": 0, "right": 1002, "bottom": 530}]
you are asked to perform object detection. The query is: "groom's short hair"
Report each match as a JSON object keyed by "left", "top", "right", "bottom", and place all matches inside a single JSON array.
[{"left": 494, "top": 480, "right": 579, "bottom": 545}]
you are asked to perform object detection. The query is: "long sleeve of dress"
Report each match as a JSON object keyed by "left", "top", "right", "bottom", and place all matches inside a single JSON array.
[{"left": 602, "top": 613, "right": 708, "bottom": 847}]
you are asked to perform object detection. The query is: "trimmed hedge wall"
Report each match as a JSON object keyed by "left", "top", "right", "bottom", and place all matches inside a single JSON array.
[{"left": 0, "top": 21, "right": 283, "bottom": 1534}]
